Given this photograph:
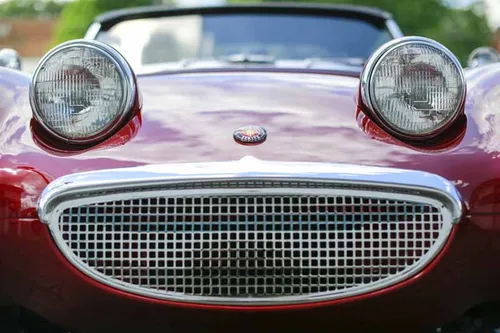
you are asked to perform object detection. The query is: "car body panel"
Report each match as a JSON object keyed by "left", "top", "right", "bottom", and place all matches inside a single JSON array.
[
  {"left": 2, "top": 61, "right": 500, "bottom": 331},
  {"left": 2, "top": 66, "right": 500, "bottom": 217}
]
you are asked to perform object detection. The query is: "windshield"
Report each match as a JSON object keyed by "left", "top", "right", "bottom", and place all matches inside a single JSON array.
[{"left": 96, "top": 13, "right": 393, "bottom": 70}]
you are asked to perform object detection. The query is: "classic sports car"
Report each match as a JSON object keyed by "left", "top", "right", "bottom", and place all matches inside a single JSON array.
[{"left": 1, "top": 2, "right": 500, "bottom": 333}]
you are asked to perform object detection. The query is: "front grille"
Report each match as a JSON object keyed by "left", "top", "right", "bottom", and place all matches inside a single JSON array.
[{"left": 50, "top": 179, "right": 454, "bottom": 304}]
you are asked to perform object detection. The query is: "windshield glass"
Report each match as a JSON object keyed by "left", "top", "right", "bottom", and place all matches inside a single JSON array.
[{"left": 96, "top": 13, "right": 393, "bottom": 69}]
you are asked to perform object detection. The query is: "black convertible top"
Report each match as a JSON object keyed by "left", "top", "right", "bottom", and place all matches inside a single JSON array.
[{"left": 94, "top": 3, "right": 393, "bottom": 31}]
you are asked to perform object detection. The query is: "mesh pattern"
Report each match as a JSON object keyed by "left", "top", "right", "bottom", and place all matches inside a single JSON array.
[
  {"left": 56, "top": 181, "right": 445, "bottom": 299},
  {"left": 371, "top": 44, "right": 463, "bottom": 135},
  {"left": 34, "top": 46, "right": 124, "bottom": 139}
]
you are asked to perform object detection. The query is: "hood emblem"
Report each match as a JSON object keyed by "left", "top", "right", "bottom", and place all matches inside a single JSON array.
[{"left": 233, "top": 125, "right": 267, "bottom": 145}]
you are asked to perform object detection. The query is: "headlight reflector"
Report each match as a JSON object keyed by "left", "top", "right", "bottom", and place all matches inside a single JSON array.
[
  {"left": 30, "top": 40, "right": 135, "bottom": 143},
  {"left": 362, "top": 37, "right": 465, "bottom": 137}
]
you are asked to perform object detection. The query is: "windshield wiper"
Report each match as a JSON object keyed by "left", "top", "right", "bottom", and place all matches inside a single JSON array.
[
  {"left": 173, "top": 54, "right": 363, "bottom": 70},
  {"left": 303, "top": 57, "right": 366, "bottom": 68},
  {"left": 219, "top": 53, "right": 276, "bottom": 64},
  {"left": 177, "top": 54, "right": 275, "bottom": 68}
]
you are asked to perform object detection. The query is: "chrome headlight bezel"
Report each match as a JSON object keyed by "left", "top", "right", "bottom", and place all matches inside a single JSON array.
[
  {"left": 29, "top": 39, "right": 136, "bottom": 144},
  {"left": 360, "top": 36, "right": 466, "bottom": 139}
]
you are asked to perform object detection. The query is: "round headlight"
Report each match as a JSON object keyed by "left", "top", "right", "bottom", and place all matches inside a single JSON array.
[
  {"left": 361, "top": 37, "right": 465, "bottom": 138},
  {"left": 30, "top": 39, "right": 135, "bottom": 143}
]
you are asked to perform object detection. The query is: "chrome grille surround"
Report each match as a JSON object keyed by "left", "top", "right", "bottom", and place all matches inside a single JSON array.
[{"left": 38, "top": 157, "right": 462, "bottom": 305}]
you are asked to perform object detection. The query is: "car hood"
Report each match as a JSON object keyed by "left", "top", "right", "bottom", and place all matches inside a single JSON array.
[
  {"left": 122, "top": 71, "right": 465, "bottom": 169},
  {"left": 1, "top": 68, "right": 500, "bottom": 214},
  {"left": 133, "top": 71, "right": 370, "bottom": 164}
]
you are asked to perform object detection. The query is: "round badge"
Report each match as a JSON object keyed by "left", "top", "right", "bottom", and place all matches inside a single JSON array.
[{"left": 233, "top": 125, "right": 267, "bottom": 145}]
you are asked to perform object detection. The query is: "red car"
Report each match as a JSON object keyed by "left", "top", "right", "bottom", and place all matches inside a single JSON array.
[{"left": 0, "top": 3, "right": 498, "bottom": 333}]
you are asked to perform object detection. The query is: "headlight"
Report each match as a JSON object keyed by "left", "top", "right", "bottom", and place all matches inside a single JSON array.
[
  {"left": 361, "top": 37, "right": 466, "bottom": 138},
  {"left": 30, "top": 39, "right": 135, "bottom": 143}
]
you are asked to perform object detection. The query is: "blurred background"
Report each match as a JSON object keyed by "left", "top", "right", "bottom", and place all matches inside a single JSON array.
[{"left": 0, "top": 0, "right": 497, "bottom": 73}]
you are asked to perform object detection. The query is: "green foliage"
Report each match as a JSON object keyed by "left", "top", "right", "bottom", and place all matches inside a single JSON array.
[
  {"left": 421, "top": 7, "right": 491, "bottom": 64},
  {"left": 52, "top": 0, "right": 491, "bottom": 64},
  {"left": 230, "top": 0, "right": 492, "bottom": 65},
  {"left": 0, "top": 0, "right": 64, "bottom": 18},
  {"left": 53, "top": 0, "right": 154, "bottom": 44}
]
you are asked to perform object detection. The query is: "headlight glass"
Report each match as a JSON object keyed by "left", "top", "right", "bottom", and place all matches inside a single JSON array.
[
  {"left": 366, "top": 39, "right": 465, "bottom": 137},
  {"left": 31, "top": 41, "right": 133, "bottom": 142}
]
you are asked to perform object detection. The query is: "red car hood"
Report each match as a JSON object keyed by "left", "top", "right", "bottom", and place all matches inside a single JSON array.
[
  {"left": 134, "top": 71, "right": 369, "bottom": 164},
  {"left": 0, "top": 68, "right": 499, "bottom": 214}
]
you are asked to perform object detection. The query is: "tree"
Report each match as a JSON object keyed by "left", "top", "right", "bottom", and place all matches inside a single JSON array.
[
  {"left": 421, "top": 7, "right": 491, "bottom": 64},
  {"left": 230, "top": 0, "right": 491, "bottom": 64},
  {"left": 53, "top": 0, "right": 155, "bottom": 44},
  {"left": 0, "top": 0, "right": 64, "bottom": 18}
]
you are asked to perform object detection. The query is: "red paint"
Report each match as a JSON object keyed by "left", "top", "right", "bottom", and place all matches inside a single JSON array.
[
  {"left": 2, "top": 63, "right": 500, "bottom": 331},
  {"left": 2, "top": 215, "right": 499, "bottom": 333},
  {"left": 30, "top": 112, "right": 142, "bottom": 157},
  {"left": 356, "top": 108, "right": 468, "bottom": 153},
  {"left": 2, "top": 67, "right": 499, "bottom": 215},
  {"left": 0, "top": 168, "right": 50, "bottom": 218}
]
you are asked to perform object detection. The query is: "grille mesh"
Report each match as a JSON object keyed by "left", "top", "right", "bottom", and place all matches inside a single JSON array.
[{"left": 56, "top": 180, "right": 445, "bottom": 300}]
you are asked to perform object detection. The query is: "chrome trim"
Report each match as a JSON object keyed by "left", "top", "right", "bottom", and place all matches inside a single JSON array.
[
  {"left": 360, "top": 36, "right": 466, "bottom": 139},
  {"left": 385, "top": 19, "right": 404, "bottom": 38},
  {"left": 38, "top": 157, "right": 462, "bottom": 305},
  {"left": 29, "top": 39, "right": 136, "bottom": 144},
  {"left": 84, "top": 22, "right": 102, "bottom": 40},
  {"left": 467, "top": 46, "right": 500, "bottom": 68}
]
